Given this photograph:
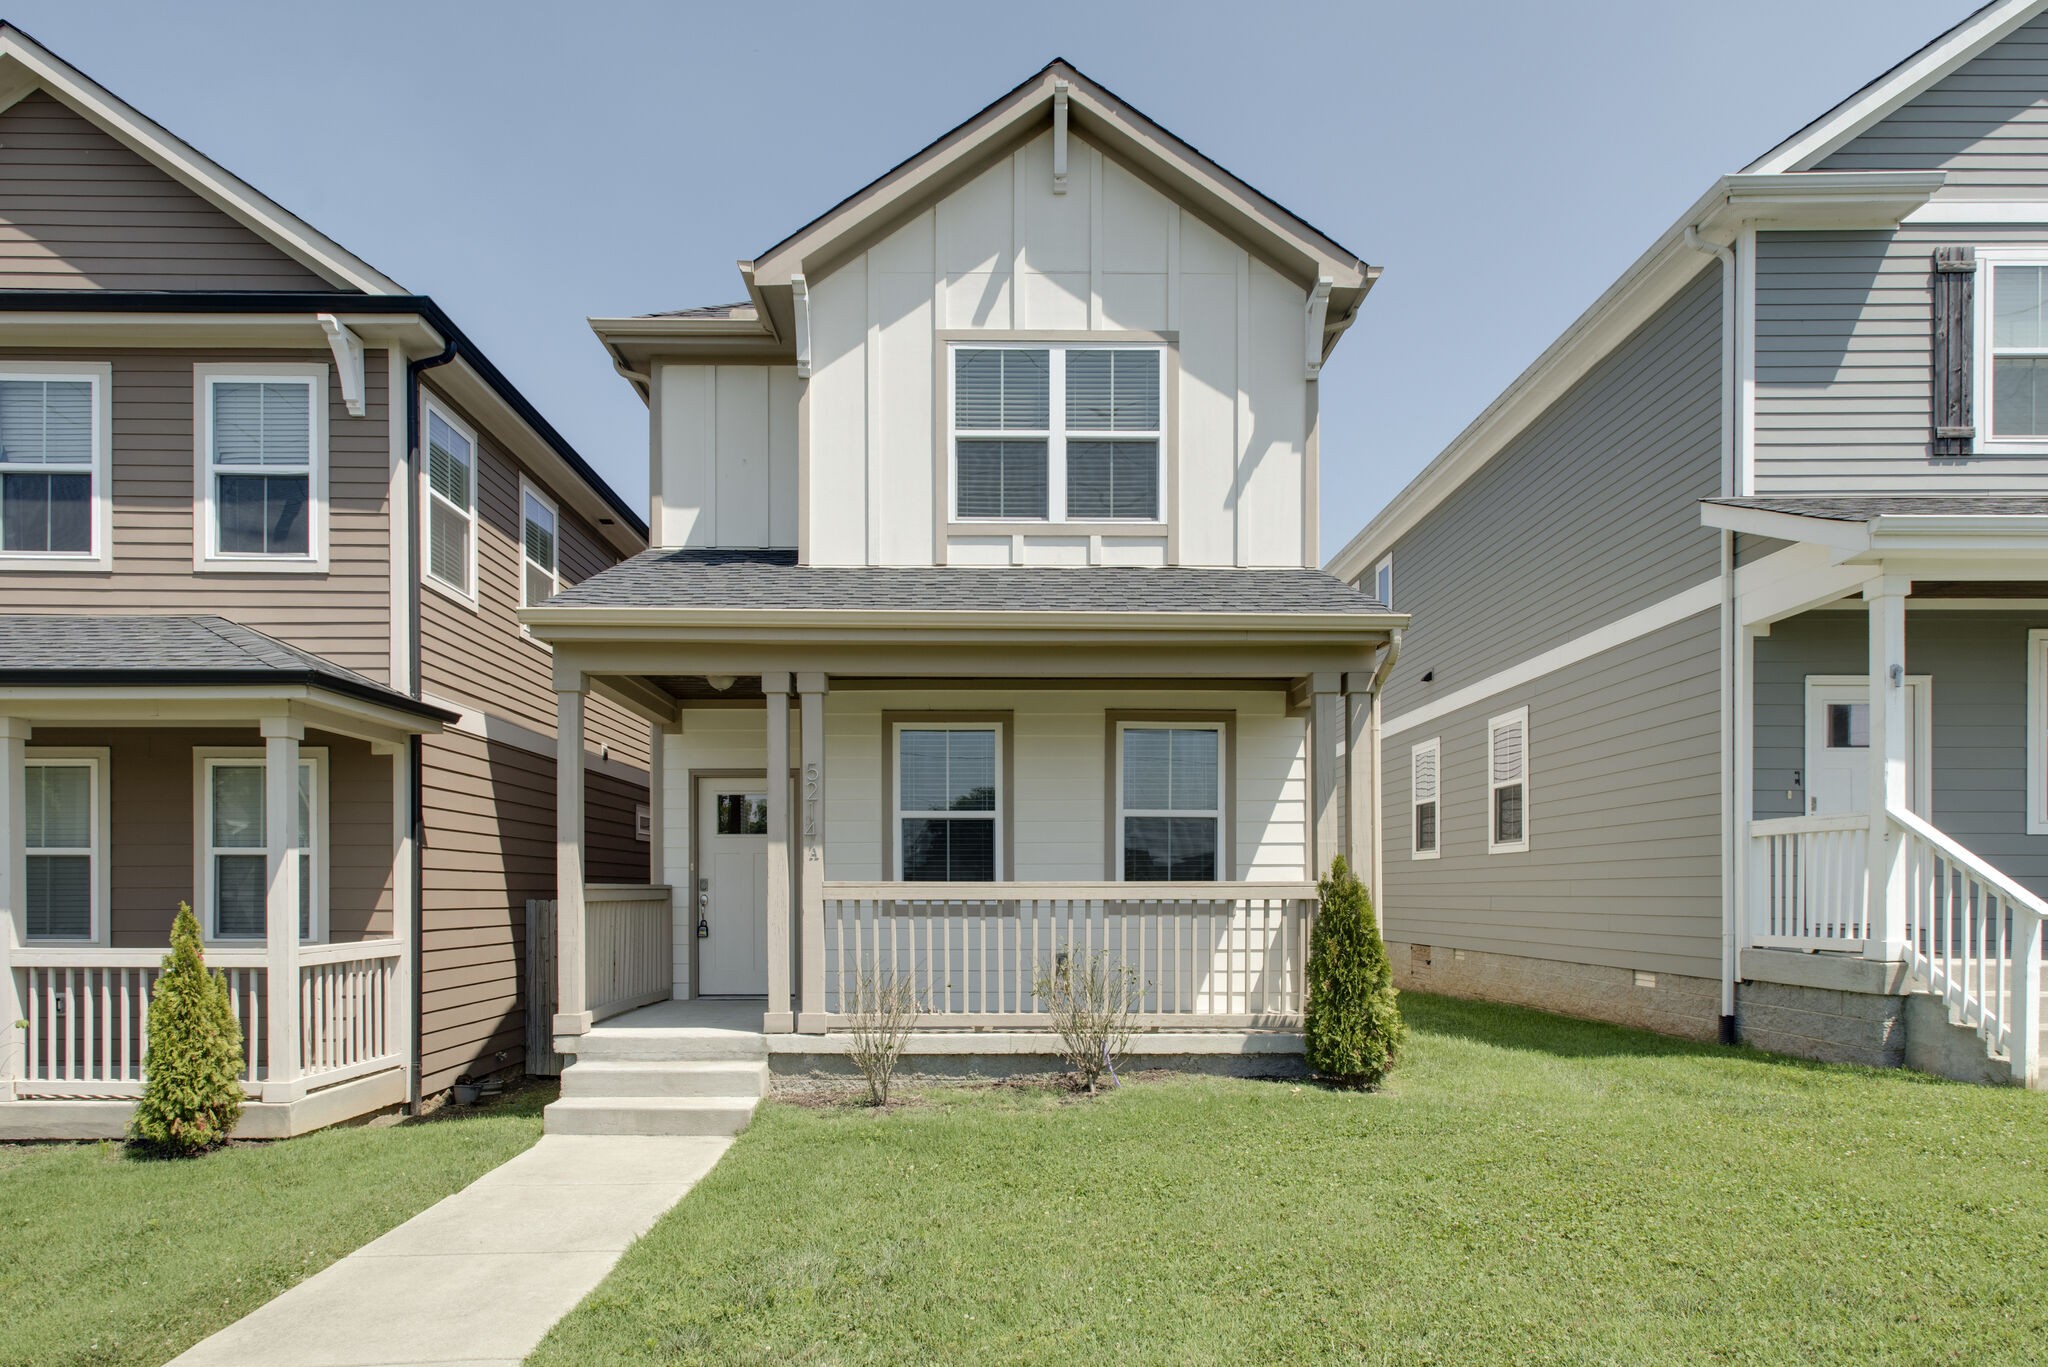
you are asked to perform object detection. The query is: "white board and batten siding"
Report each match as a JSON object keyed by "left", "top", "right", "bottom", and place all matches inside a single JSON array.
[
  {"left": 650, "top": 129, "right": 1314, "bottom": 569},
  {"left": 657, "top": 689, "right": 1309, "bottom": 995}
]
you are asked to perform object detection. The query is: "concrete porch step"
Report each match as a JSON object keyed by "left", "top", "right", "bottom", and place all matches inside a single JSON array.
[
  {"left": 559, "top": 1059, "right": 769, "bottom": 1099},
  {"left": 572, "top": 1029, "right": 770, "bottom": 1063},
  {"left": 544, "top": 1095, "right": 760, "bottom": 1137}
]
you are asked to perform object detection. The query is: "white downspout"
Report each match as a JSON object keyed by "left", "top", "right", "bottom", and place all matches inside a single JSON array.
[{"left": 1687, "top": 225, "right": 1742, "bottom": 1045}]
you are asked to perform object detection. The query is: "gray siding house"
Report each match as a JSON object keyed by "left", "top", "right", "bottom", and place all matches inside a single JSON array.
[{"left": 1329, "top": 0, "right": 2048, "bottom": 1087}]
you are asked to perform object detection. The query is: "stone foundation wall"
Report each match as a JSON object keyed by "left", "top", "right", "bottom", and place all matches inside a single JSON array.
[{"left": 1391, "top": 941, "right": 1721, "bottom": 1041}]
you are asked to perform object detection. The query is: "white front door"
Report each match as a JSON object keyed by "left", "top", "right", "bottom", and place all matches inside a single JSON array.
[
  {"left": 1803, "top": 677, "right": 1930, "bottom": 817},
  {"left": 696, "top": 777, "right": 769, "bottom": 996}
]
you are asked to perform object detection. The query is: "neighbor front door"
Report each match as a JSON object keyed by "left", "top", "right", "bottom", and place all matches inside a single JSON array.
[
  {"left": 696, "top": 776, "right": 769, "bottom": 996},
  {"left": 1803, "top": 678, "right": 1928, "bottom": 817}
]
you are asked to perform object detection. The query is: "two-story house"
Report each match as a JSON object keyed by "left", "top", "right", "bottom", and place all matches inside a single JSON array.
[
  {"left": 0, "top": 24, "right": 654, "bottom": 1139},
  {"left": 525, "top": 61, "right": 1400, "bottom": 1135},
  {"left": 1329, "top": 0, "right": 2048, "bottom": 1089}
]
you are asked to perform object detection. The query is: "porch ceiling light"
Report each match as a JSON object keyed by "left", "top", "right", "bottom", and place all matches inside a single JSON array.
[{"left": 706, "top": 674, "right": 736, "bottom": 691}]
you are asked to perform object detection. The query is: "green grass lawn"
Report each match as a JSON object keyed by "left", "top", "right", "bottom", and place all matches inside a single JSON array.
[
  {"left": 0, "top": 1082, "right": 548, "bottom": 1367},
  {"left": 532, "top": 995, "right": 2048, "bottom": 1367}
]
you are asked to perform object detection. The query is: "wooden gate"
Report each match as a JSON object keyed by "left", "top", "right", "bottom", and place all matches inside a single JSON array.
[{"left": 524, "top": 898, "right": 563, "bottom": 1077}]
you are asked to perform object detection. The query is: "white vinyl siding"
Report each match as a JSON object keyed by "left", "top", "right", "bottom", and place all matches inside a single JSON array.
[
  {"left": 22, "top": 753, "right": 105, "bottom": 941},
  {"left": 950, "top": 343, "right": 1164, "bottom": 523},
  {"left": 520, "top": 476, "right": 559, "bottom": 609},
  {"left": 1410, "top": 737, "right": 1440, "bottom": 860},
  {"left": 2030, "top": 629, "right": 2048, "bottom": 836},
  {"left": 1115, "top": 723, "right": 1222, "bottom": 880},
  {"left": 195, "top": 364, "right": 326, "bottom": 570},
  {"left": 893, "top": 724, "right": 1001, "bottom": 881},
  {"left": 1487, "top": 707, "right": 1530, "bottom": 854},
  {"left": 0, "top": 370, "right": 109, "bottom": 568},
  {"left": 199, "top": 752, "right": 324, "bottom": 942},
  {"left": 423, "top": 400, "right": 477, "bottom": 602}
]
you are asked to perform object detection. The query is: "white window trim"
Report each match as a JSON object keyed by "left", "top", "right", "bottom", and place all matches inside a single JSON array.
[
  {"left": 1112, "top": 721, "right": 1225, "bottom": 882},
  {"left": 518, "top": 473, "right": 560, "bottom": 641},
  {"left": 420, "top": 395, "right": 480, "bottom": 610},
  {"left": 192, "top": 747, "right": 329, "bottom": 945},
  {"left": 22, "top": 747, "right": 111, "bottom": 944},
  {"left": 1487, "top": 706, "right": 1530, "bottom": 855},
  {"left": 1973, "top": 247, "right": 2048, "bottom": 454},
  {"left": 1410, "top": 736, "right": 1441, "bottom": 861},
  {"left": 891, "top": 722, "right": 1004, "bottom": 882},
  {"left": 192, "top": 362, "right": 329, "bottom": 573},
  {"left": 2032, "top": 633, "right": 2048, "bottom": 835},
  {"left": 1373, "top": 554, "right": 1393, "bottom": 608},
  {"left": 947, "top": 341, "right": 1167, "bottom": 526},
  {"left": 0, "top": 363, "right": 114, "bottom": 573}
]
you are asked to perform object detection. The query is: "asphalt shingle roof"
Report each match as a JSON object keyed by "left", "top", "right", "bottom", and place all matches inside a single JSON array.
[
  {"left": 0, "top": 615, "right": 451, "bottom": 719},
  {"left": 1705, "top": 495, "right": 2048, "bottom": 521},
  {"left": 544, "top": 548, "right": 1391, "bottom": 615}
]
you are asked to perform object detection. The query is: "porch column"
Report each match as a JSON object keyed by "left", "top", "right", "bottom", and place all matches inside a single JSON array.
[
  {"left": 1308, "top": 672, "right": 1343, "bottom": 878},
  {"left": 260, "top": 716, "right": 303, "bottom": 1102},
  {"left": 377, "top": 740, "right": 417, "bottom": 1101},
  {"left": 796, "top": 673, "right": 829, "bottom": 1033},
  {"left": 1865, "top": 577, "right": 1910, "bottom": 962},
  {"left": 0, "top": 717, "right": 26, "bottom": 1099},
  {"left": 554, "top": 683, "right": 591, "bottom": 1040},
  {"left": 762, "top": 673, "right": 794, "bottom": 1033},
  {"left": 1342, "top": 668, "right": 1377, "bottom": 886}
]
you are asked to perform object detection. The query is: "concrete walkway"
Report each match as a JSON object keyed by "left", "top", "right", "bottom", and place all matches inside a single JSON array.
[{"left": 170, "top": 1134, "right": 729, "bottom": 1367}]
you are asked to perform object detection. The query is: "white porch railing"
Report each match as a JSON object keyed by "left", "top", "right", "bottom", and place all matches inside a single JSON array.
[
  {"left": 12, "top": 942, "right": 404, "bottom": 1100},
  {"left": 1893, "top": 807, "right": 2046, "bottom": 1083},
  {"left": 585, "top": 885, "right": 673, "bottom": 1023},
  {"left": 1748, "top": 814, "right": 1871, "bottom": 950},
  {"left": 820, "top": 881, "right": 1317, "bottom": 1027}
]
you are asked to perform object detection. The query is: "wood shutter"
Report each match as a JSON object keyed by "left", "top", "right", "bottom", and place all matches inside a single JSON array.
[{"left": 1932, "top": 246, "right": 1977, "bottom": 458}]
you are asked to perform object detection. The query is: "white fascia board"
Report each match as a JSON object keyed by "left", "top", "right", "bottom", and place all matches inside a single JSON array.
[
  {"left": 1324, "top": 170, "right": 1945, "bottom": 583},
  {"left": 1698, "top": 502, "right": 1873, "bottom": 552},
  {"left": 0, "top": 36, "right": 404, "bottom": 294},
  {"left": 521, "top": 606, "right": 1407, "bottom": 639},
  {"left": 1861, "top": 516, "right": 2048, "bottom": 560},
  {"left": 0, "top": 311, "right": 439, "bottom": 352},
  {"left": 1744, "top": 0, "right": 2046, "bottom": 175}
]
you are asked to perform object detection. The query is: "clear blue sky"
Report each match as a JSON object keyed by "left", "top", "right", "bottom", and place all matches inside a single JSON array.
[{"left": 14, "top": 0, "right": 1978, "bottom": 555}]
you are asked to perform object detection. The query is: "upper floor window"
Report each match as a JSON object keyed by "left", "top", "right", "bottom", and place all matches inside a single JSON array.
[
  {"left": 423, "top": 400, "right": 477, "bottom": 602},
  {"left": 1989, "top": 262, "right": 2048, "bottom": 440},
  {"left": 196, "top": 364, "right": 326, "bottom": 570},
  {"left": 1372, "top": 554, "right": 1393, "bottom": 608},
  {"left": 521, "top": 477, "right": 559, "bottom": 608},
  {"left": 950, "top": 343, "right": 1163, "bottom": 524},
  {"left": 0, "top": 365, "right": 110, "bottom": 571}
]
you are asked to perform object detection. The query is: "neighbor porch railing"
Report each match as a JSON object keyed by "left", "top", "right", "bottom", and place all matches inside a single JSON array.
[
  {"left": 1893, "top": 806, "right": 2046, "bottom": 1083},
  {"left": 584, "top": 885, "right": 673, "bottom": 1023},
  {"left": 11, "top": 940, "right": 405, "bottom": 1100},
  {"left": 818, "top": 881, "right": 1317, "bottom": 1027},
  {"left": 1748, "top": 814, "right": 1871, "bottom": 950}
]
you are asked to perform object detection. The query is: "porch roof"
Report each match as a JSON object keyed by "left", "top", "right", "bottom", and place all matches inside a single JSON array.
[
  {"left": 1705, "top": 496, "right": 2048, "bottom": 522},
  {"left": 535, "top": 548, "right": 1394, "bottom": 618},
  {"left": 0, "top": 615, "right": 453, "bottom": 724}
]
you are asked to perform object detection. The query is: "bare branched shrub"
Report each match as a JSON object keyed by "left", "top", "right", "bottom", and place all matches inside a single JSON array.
[
  {"left": 847, "top": 970, "right": 922, "bottom": 1106},
  {"left": 1033, "top": 949, "right": 1142, "bottom": 1094}
]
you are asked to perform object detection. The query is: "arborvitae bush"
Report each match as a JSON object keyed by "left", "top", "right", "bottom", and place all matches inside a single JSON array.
[
  {"left": 1304, "top": 856, "right": 1406, "bottom": 1089},
  {"left": 129, "top": 902, "right": 246, "bottom": 1154}
]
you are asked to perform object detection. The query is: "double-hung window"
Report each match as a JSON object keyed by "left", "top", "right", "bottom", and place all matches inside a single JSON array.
[
  {"left": 202, "top": 753, "right": 323, "bottom": 941},
  {"left": 1372, "top": 555, "right": 1393, "bottom": 609},
  {"left": 0, "top": 368, "right": 108, "bottom": 568},
  {"left": 424, "top": 401, "right": 477, "bottom": 600},
  {"left": 951, "top": 343, "right": 1163, "bottom": 523},
  {"left": 1990, "top": 262, "right": 2048, "bottom": 441},
  {"left": 1117, "top": 724, "right": 1223, "bottom": 880},
  {"left": 24, "top": 753, "right": 104, "bottom": 941},
  {"left": 521, "top": 477, "right": 559, "bottom": 609},
  {"left": 1487, "top": 707, "right": 1529, "bottom": 854},
  {"left": 1410, "top": 737, "right": 1440, "bottom": 860},
  {"left": 198, "top": 365, "right": 324, "bottom": 567},
  {"left": 894, "top": 724, "right": 1000, "bottom": 881}
]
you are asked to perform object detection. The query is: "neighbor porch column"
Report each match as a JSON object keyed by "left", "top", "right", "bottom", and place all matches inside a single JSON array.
[
  {"left": 762, "top": 672, "right": 794, "bottom": 1033},
  {"left": 0, "top": 717, "right": 26, "bottom": 1099},
  {"left": 260, "top": 716, "right": 304, "bottom": 1102},
  {"left": 1865, "top": 577, "right": 1910, "bottom": 962},
  {"left": 796, "top": 673, "right": 829, "bottom": 1033},
  {"left": 377, "top": 740, "right": 417, "bottom": 1101},
  {"left": 1308, "top": 672, "right": 1343, "bottom": 878},
  {"left": 554, "top": 682, "right": 592, "bottom": 1040}
]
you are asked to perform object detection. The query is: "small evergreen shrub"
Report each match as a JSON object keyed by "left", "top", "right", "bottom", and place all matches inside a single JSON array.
[
  {"left": 130, "top": 902, "right": 246, "bottom": 1154},
  {"left": 1304, "top": 856, "right": 1406, "bottom": 1089}
]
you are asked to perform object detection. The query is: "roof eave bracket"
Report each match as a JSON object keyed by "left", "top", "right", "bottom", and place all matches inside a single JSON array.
[
  {"left": 1304, "top": 277, "right": 1332, "bottom": 380},
  {"left": 791, "top": 274, "right": 813, "bottom": 379},
  {"left": 317, "top": 313, "right": 366, "bottom": 417},
  {"left": 1052, "top": 80, "right": 1070, "bottom": 195}
]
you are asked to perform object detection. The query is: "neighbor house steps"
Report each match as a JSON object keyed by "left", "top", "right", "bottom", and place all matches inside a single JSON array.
[{"left": 543, "top": 1017, "right": 771, "bottom": 1136}]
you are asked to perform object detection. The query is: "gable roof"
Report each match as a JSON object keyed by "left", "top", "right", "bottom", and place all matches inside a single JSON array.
[
  {"left": 0, "top": 21, "right": 403, "bottom": 293},
  {"left": 592, "top": 58, "right": 1377, "bottom": 378}
]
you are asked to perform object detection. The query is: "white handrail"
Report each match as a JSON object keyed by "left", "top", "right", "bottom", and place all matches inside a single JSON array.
[
  {"left": 822, "top": 880, "right": 1318, "bottom": 902},
  {"left": 1890, "top": 806, "right": 2048, "bottom": 920}
]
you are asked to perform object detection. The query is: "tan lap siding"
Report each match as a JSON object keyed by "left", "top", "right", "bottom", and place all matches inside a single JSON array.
[
  {"left": 0, "top": 347, "right": 394, "bottom": 680},
  {"left": 0, "top": 90, "right": 341, "bottom": 291},
  {"left": 587, "top": 768, "right": 651, "bottom": 884},
  {"left": 27, "top": 726, "right": 393, "bottom": 946}
]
